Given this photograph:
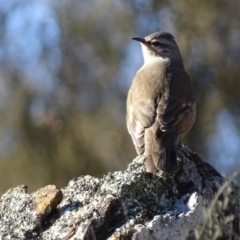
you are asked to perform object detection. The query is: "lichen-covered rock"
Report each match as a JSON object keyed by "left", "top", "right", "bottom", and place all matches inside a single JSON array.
[
  {"left": 0, "top": 185, "right": 40, "bottom": 239},
  {"left": 0, "top": 185, "right": 63, "bottom": 239},
  {"left": 0, "top": 144, "right": 240, "bottom": 240}
]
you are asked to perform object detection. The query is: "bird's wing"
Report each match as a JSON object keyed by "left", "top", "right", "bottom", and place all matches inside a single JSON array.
[
  {"left": 127, "top": 99, "right": 156, "bottom": 154},
  {"left": 157, "top": 97, "right": 192, "bottom": 132},
  {"left": 156, "top": 66, "right": 194, "bottom": 132}
]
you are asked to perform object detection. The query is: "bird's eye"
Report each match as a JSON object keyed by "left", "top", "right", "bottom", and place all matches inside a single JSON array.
[{"left": 151, "top": 41, "right": 161, "bottom": 46}]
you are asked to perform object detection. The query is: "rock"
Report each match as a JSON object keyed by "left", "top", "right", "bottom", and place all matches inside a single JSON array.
[
  {"left": 0, "top": 185, "right": 63, "bottom": 239},
  {"left": 33, "top": 185, "right": 63, "bottom": 221},
  {"left": 0, "top": 144, "right": 240, "bottom": 240},
  {"left": 0, "top": 185, "right": 40, "bottom": 239}
]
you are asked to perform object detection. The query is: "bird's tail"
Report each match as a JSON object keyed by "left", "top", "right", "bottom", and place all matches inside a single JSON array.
[{"left": 152, "top": 131, "right": 179, "bottom": 173}]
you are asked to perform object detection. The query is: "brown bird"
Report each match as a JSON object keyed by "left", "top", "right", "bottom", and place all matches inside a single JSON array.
[{"left": 127, "top": 31, "right": 196, "bottom": 173}]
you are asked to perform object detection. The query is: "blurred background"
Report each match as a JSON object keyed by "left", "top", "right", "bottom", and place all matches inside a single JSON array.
[{"left": 0, "top": 0, "right": 240, "bottom": 195}]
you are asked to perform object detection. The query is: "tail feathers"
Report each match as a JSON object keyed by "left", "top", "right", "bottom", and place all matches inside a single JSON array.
[
  {"left": 152, "top": 142, "right": 179, "bottom": 173},
  {"left": 145, "top": 155, "right": 158, "bottom": 173}
]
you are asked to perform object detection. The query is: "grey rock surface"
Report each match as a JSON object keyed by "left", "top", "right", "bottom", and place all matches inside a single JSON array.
[{"left": 0, "top": 144, "right": 239, "bottom": 240}]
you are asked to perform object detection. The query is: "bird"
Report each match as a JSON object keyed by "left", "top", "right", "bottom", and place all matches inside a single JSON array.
[{"left": 126, "top": 31, "right": 196, "bottom": 173}]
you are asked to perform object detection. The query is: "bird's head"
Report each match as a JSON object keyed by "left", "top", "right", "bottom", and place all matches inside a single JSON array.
[{"left": 131, "top": 31, "right": 183, "bottom": 66}]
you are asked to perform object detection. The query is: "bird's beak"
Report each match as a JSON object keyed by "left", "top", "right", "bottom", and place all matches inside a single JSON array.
[{"left": 131, "top": 37, "right": 147, "bottom": 44}]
